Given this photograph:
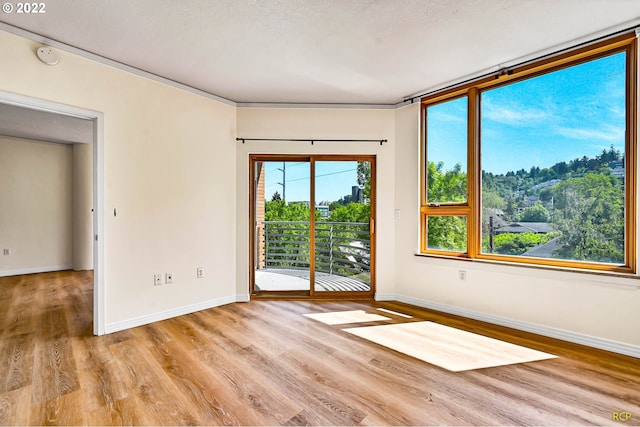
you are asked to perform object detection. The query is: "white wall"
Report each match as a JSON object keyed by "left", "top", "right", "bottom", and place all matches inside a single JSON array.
[
  {"left": 236, "top": 107, "right": 396, "bottom": 298},
  {"left": 0, "top": 30, "right": 237, "bottom": 328},
  {"left": 0, "top": 136, "right": 73, "bottom": 274},
  {"left": 72, "top": 142, "right": 93, "bottom": 270},
  {"left": 394, "top": 103, "right": 640, "bottom": 354}
]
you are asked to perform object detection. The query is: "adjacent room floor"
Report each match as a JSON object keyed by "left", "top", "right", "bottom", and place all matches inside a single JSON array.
[{"left": 0, "top": 271, "right": 638, "bottom": 425}]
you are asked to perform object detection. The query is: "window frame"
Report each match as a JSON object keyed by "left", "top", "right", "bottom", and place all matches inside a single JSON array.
[{"left": 420, "top": 33, "right": 637, "bottom": 274}]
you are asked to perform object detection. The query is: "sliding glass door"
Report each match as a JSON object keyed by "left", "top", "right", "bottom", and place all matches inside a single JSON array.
[
  {"left": 250, "top": 155, "right": 375, "bottom": 297},
  {"left": 313, "top": 159, "right": 372, "bottom": 293},
  {"left": 253, "top": 159, "right": 311, "bottom": 292}
]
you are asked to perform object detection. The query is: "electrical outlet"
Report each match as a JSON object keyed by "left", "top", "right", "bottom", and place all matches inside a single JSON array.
[
  {"left": 3, "top": 248, "right": 10, "bottom": 256},
  {"left": 197, "top": 267, "right": 204, "bottom": 278},
  {"left": 165, "top": 273, "right": 173, "bottom": 284},
  {"left": 154, "top": 274, "right": 162, "bottom": 286},
  {"left": 458, "top": 270, "right": 467, "bottom": 281}
]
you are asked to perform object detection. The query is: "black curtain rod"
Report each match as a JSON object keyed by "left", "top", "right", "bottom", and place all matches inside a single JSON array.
[{"left": 236, "top": 137, "right": 387, "bottom": 145}]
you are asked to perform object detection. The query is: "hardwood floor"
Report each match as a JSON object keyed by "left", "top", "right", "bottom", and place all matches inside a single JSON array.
[{"left": 0, "top": 270, "right": 638, "bottom": 425}]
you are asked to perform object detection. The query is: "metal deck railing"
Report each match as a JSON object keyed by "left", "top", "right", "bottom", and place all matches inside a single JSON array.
[{"left": 258, "top": 221, "right": 370, "bottom": 284}]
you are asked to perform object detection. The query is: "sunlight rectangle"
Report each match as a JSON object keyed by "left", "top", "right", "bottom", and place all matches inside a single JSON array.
[
  {"left": 344, "top": 321, "right": 557, "bottom": 372},
  {"left": 304, "top": 310, "right": 390, "bottom": 325}
]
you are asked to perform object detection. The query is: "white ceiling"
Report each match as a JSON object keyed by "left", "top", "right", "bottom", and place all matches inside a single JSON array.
[{"left": 2, "top": 0, "right": 640, "bottom": 105}]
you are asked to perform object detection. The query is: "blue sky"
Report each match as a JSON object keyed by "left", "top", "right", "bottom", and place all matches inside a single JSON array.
[
  {"left": 263, "top": 160, "right": 359, "bottom": 203},
  {"left": 263, "top": 51, "right": 626, "bottom": 202},
  {"left": 428, "top": 51, "right": 626, "bottom": 175}
]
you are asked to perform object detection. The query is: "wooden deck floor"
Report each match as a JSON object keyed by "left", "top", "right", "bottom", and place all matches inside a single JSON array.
[
  {"left": 0, "top": 270, "right": 639, "bottom": 425},
  {"left": 255, "top": 268, "right": 370, "bottom": 292}
]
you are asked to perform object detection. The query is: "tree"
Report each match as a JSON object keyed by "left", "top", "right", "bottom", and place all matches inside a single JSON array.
[
  {"left": 483, "top": 190, "right": 506, "bottom": 211},
  {"left": 552, "top": 173, "right": 624, "bottom": 263},
  {"left": 357, "top": 161, "right": 371, "bottom": 200},
  {"left": 492, "top": 232, "right": 556, "bottom": 255},
  {"left": 519, "top": 204, "right": 550, "bottom": 222},
  {"left": 327, "top": 203, "right": 370, "bottom": 223},
  {"left": 264, "top": 200, "right": 320, "bottom": 268},
  {"left": 271, "top": 191, "right": 282, "bottom": 201},
  {"left": 427, "top": 161, "right": 466, "bottom": 202},
  {"left": 427, "top": 216, "right": 466, "bottom": 251},
  {"left": 265, "top": 200, "right": 319, "bottom": 221},
  {"left": 481, "top": 190, "right": 506, "bottom": 235},
  {"left": 539, "top": 187, "right": 554, "bottom": 202},
  {"left": 426, "top": 161, "right": 467, "bottom": 250}
]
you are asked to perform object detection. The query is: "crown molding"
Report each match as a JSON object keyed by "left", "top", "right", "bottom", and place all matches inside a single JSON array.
[{"left": 0, "top": 22, "right": 237, "bottom": 107}]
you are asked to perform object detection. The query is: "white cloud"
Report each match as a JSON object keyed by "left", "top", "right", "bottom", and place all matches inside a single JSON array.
[
  {"left": 482, "top": 102, "right": 550, "bottom": 126},
  {"left": 556, "top": 124, "right": 624, "bottom": 142}
]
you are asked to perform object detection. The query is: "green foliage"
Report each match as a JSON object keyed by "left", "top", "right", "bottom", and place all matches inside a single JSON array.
[
  {"left": 482, "top": 190, "right": 506, "bottom": 234},
  {"left": 551, "top": 173, "right": 624, "bottom": 263},
  {"left": 428, "top": 161, "right": 467, "bottom": 203},
  {"left": 483, "top": 191, "right": 506, "bottom": 211},
  {"left": 357, "top": 161, "right": 371, "bottom": 200},
  {"left": 490, "top": 232, "right": 556, "bottom": 255},
  {"left": 539, "top": 187, "right": 553, "bottom": 202},
  {"left": 265, "top": 200, "right": 319, "bottom": 221},
  {"left": 518, "top": 204, "right": 550, "bottom": 222},
  {"left": 427, "top": 147, "right": 625, "bottom": 264},
  {"left": 481, "top": 145, "right": 622, "bottom": 205},
  {"left": 427, "top": 216, "right": 467, "bottom": 252},
  {"left": 327, "top": 203, "right": 370, "bottom": 223}
]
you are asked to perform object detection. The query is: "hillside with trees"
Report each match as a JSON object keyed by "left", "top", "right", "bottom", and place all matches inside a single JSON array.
[{"left": 428, "top": 146, "right": 625, "bottom": 263}]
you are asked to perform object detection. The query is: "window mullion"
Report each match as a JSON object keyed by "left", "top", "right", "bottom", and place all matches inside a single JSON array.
[
  {"left": 625, "top": 38, "right": 637, "bottom": 272},
  {"left": 467, "top": 88, "right": 480, "bottom": 258}
]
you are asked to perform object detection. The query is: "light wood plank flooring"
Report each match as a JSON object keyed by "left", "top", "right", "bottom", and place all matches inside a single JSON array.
[{"left": 0, "top": 270, "right": 638, "bottom": 425}]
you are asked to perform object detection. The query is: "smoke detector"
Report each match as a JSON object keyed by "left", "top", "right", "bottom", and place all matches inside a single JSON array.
[{"left": 36, "top": 46, "right": 60, "bottom": 66}]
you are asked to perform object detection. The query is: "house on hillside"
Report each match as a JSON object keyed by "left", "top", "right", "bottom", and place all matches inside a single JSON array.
[{"left": 494, "top": 222, "right": 554, "bottom": 235}]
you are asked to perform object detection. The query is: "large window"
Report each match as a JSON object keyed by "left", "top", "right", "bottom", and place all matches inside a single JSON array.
[{"left": 421, "top": 34, "right": 637, "bottom": 273}]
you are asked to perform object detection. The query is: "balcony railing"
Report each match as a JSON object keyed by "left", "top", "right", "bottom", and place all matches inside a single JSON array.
[{"left": 257, "top": 221, "right": 370, "bottom": 282}]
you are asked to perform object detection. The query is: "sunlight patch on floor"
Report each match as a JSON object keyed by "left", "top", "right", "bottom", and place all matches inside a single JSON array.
[
  {"left": 304, "top": 310, "right": 390, "bottom": 325},
  {"left": 344, "top": 321, "right": 557, "bottom": 372}
]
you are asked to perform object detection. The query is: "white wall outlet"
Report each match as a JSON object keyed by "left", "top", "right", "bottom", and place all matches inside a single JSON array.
[
  {"left": 165, "top": 273, "right": 173, "bottom": 284},
  {"left": 458, "top": 270, "right": 467, "bottom": 281},
  {"left": 3, "top": 248, "right": 10, "bottom": 255},
  {"left": 197, "top": 267, "right": 204, "bottom": 278},
  {"left": 154, "top": 274, "right": 162, "bottom": 286}
]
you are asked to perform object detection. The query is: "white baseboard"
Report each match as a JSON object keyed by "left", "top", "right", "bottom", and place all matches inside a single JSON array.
[
  {"left": 390, "top": 294, "right": 640, "bottom": 359},
  {"left": 236, "top": 293, "right": 250, "bottom": 302},
  {"left": 104, "top": 295, "right": 237, "bottom": 334},
  {"left": 374, "top": 292, "right": 397, "bottom": 301},
  {"left": 104, "top": 290, "right": 640, "bottom": 358},
  {"left": 0, "top": 265, "right": 73, "bottom": 277}
]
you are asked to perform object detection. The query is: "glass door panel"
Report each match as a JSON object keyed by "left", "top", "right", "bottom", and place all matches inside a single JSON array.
[
  {"left": 254, "top": 160, "right": 311, "bottom": 292},
  {"left": 313, "top": 160, "right": 372, "bottom": 293}
]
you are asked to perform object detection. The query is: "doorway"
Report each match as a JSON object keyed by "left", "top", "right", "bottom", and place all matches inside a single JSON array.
[
  {"left": 0, "top": 90, "right": 105, "bottom": 334},
  {"left": 250, "top": 155, "right": 375, "bottom": 298}
]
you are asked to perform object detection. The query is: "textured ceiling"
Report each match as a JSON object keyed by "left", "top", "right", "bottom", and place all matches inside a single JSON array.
[{"left": 2, "top": 0, "right": 640, "bottom": 104}]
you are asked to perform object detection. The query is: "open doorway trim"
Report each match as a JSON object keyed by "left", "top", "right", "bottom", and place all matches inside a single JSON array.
[{"left": 0, "top": 90, "right": 105, "bottom": 335}]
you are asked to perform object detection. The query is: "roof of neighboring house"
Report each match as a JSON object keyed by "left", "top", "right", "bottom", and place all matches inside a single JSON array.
[
  {"left": 486, "top": 209, "right": 508, "bottom": 228},
  {"left": 522, "top": 237, "right": 564, "bottom": 258},
  {"left": 495, "top": 222, "right": 554, "bottom": 234}
]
